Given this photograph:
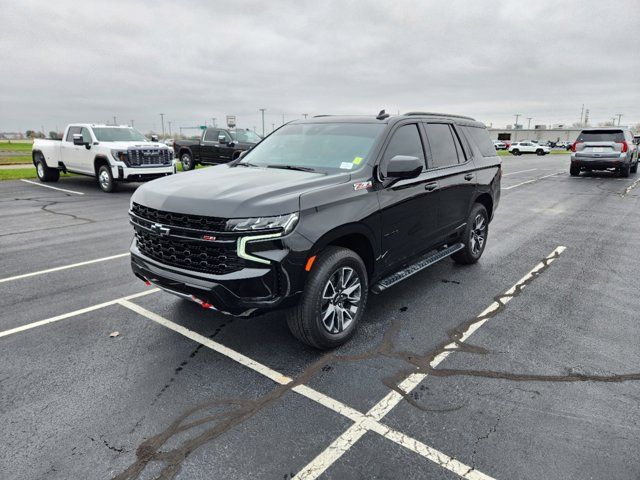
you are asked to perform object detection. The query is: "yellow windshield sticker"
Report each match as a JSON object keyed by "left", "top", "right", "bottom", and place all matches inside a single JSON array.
[{"left": 353, "top": 156, "right": 363, "bottom": 165}]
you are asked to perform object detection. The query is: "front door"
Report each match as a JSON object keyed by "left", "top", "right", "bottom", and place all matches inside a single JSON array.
[
  {"left": 377, "top": 123, "right": 440, "bottom": 270},
  {"left": 62, "top": 126, "right": 92, "bottom": 173}
]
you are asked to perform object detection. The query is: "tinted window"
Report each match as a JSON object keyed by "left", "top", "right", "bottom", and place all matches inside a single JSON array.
[
  {"left": 463, "top": 126, "right": 496, "bottom": 157},
  {"left": 204, "top": 129, "right": 219, "bottom": 142},
  {"left": 382, "top": 124, "right": 425, "bottom": 166},
  {"left": 92, "top": 128, "right": 146, "bottom": 141},
  {"left": 577, "top": 130, "right": 624, "bottom": 142},
  {"left": 81, "top": 127, "right": 92, "bottom": 143},
  {"left": 66, "top": 126, "right": 81, "bottom": 142},
  {"left": 425, "top": 123, "right": 459, "bottom": 168}
]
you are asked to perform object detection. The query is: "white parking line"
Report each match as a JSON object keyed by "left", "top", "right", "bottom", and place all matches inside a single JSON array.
[
  {"left": 294, "top": 246, "right": 566, "bottom": 479},
  {"left": 0, "top": 289, "right": 158, "bottom": 338},
  {"left": 118, "top": 299, "right": 493, "bottom": 480},
  {"left": 0, "top": 252, "right": 130, "bottom": 284},
  {"left": 503, "top": 171, "right": 563, "bottom": 190},
  {"left": 502, "top": 168, "right": 537, "bottom": 176},
  {"left": 20, "top": 179, "right": 84, "bottom": 195}
]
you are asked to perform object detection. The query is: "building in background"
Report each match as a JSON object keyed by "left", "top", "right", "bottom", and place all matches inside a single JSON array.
[{"left": 488, "top": 126, "right": 583, "bottom": 143}]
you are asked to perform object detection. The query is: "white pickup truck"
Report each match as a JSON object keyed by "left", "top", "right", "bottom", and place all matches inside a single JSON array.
[{"left": 32, "top": 124, "right": 177, "bottom": 192}]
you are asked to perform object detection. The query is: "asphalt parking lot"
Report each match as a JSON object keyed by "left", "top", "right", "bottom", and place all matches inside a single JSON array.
[{"left": 1, "top": 153, "right": 640, "bottom": 480}]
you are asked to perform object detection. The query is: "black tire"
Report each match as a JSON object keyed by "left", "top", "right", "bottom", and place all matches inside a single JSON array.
[
  {"left": 511, "top": 149, "right": 520, "bottom": 156},
  {"left": 97, "top": 164, "right": 117, "bottom": 192},
  {"left": 286, "top": 246, "right": 368, "bottom": 350},
  {"left": 570, "top": 164, "right": 581, "bottom": 176},
  {"left": 180, "top": 152, "right": 195, "bottom": 171},
  {"left": 620, "top": 163, "right": 630, "bottom": 178},
  {"left": 536, "top": 149, "right": 545, "bottom": 156},
  {"left": 452, "top": 203, "right": 488, "bottom": 265},
  {"left": 630, "top": 161, "right": 638, "bottom": 174},
  {"left": 35, "top": 154, "right": 60, "bottom": 182}
]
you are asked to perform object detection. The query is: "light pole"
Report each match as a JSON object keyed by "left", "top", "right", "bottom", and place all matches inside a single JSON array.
[
  {"left": 615, "top": 114, "right": 622, "bottom": 126},
  {"left": 168, "top": 121, "right": 172, "bottom": 137},
  {"left": 160, "top": 113, "right": 166, "bottom": 138},
  {"left": 526, "top": 117, "right": 532, "bottom": 130},
  {"left": 302, "top": 113, "right": 308, "bottom": 119},
  {"left": 113, "top": 116, "right": 117, "bottom": 125},
  {"left": 514, "top": 114, "right": 521, "bottom": 141},
  {"left": 212, "top": 117, "right": 217, "bottom": 127},
  {"left": 259, "top": 108, "right": 266, "bottom": 137}
]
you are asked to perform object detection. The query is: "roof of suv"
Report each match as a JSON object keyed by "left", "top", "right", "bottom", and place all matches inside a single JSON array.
[{"left": 292, "top": 112, "right": 484, "bottom": 128}]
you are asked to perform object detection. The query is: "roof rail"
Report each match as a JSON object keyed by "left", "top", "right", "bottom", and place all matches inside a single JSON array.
[
  {"left": 312, "top": 115, "right": 334, "bottom": 118},
  {"left": 403, "top": 111, "right": 476, "bottom": 121}
]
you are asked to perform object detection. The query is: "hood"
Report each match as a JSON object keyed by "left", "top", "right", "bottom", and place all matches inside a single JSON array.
[
  {"left": 132, "top": 164, "right": 350, "bottom": 218},
  {"left": 104, "top": 141, "right": 169, "bottom": 150}
]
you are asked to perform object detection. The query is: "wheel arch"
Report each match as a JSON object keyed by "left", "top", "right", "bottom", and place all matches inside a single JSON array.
[
  {"left": 474, "top": 192, "right": 494, "bottom": 219},
  {"left": 93, "top": 155, "right": 111, "bottom": 176},
  {"left": 32, "top": 149, "right": 44, "bottom": 165},
  {"left": 311, "top": 224, "right": 377, "bottom": 279}
]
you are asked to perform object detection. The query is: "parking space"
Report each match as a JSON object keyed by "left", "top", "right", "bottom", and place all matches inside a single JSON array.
[{"left": 2, "top": 154, "right": 640, "bottom": 479}]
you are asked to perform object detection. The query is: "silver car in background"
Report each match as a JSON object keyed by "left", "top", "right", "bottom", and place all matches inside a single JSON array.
[{"left": 570, "top": 128, "right": 638, "bottom": 177}]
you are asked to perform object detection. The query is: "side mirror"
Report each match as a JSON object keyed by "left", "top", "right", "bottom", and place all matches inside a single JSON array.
[
  {"left": 218, "top": 134, "right": 228, "bottom": 145},
  {"left": 383, "top": 155, "right": 422, "bottom": 180},
  {"left": 150, "top": 134, "right": 159, "bottom": 142},
  {"left": 73, "top": 134, "right": 84, "bottom": 146}
]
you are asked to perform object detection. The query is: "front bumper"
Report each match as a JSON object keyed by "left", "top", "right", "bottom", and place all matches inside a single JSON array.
[
  {"left": 130, "top": 233, "right": 310, "bottom": 316},
  {"left": 112, "top": 161, "right": 177, "bottom": 182}
]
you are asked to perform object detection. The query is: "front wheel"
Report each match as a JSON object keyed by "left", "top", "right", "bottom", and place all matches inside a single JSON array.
[
  {"left": 286, "top": 247, "right": 368, "bottom": 349},
  {"left": 452, "top": 204, "right": 488, "bottom": 265},
  {"left": 536, "top": 149, "right": 545, "bottom": 156},
  {"left": 180, "top": 152, "right": 195, "bottom": 171},
  {"left": 511, "top": 149, "right": 520, "bottom": 156},
  {"left": 97, "top": 165, "right": 117, "bottom": 192}
]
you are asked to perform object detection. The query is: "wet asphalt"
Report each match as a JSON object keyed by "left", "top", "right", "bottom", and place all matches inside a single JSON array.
[{"left": 1, "top": 153, "right": 639, "bottom": 480}]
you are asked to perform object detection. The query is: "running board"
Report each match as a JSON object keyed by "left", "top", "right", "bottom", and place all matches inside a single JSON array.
[{"left": 371, "top": 243, "right": 464, "bottom": 294}]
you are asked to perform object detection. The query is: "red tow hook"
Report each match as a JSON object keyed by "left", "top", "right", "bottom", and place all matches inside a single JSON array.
[{"left": 191, "top": 295, "right": 214, "bottom": 310}]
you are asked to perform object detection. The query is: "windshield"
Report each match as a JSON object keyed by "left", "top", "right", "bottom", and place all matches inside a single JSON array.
[
  {"left": 92, "top": 127, "right": 148, "bottom": 142},
  {"left": 231, "top": 129, "right": 262, "bottom": 143},
  {"left": 240, "top": 123, "right": 384, "bottom": 173}
]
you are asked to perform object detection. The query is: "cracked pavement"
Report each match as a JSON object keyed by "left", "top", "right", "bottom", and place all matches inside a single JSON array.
[{"left": 1, "top": 155, "right": 640, "bottom": 479}]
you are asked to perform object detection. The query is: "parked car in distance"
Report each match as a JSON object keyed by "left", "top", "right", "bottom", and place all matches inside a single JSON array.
[
  {"left": 174, "top": 127, "right": 262, "bottom": 171},
  {"left": 129, "top": 111, "right": 501, "bottom": 348},
  {"left": 633, "top": 135, "right": 640, "bottom": 145},
  {"left": 493, "top": 140, "right": 507, "bottom": 150},
  {"left": 508, "top": 141, "right": 550, "bottom": 156},
  {"left": 32, "top": 124, "right": 176, "bottom": 192},
  {"left": 570, "top": 128, "right": 638, "bottom": 177}
]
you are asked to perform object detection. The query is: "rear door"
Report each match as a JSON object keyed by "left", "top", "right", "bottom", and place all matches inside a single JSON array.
[
  {"left": 423, "top": 122, "right": 477, "bottom": 240},
  {"left": 200, "top": 128, "right": 220, "bottom": 163},
  {"left": 377, "top": 122, "right": 439, "bottom": 269}
]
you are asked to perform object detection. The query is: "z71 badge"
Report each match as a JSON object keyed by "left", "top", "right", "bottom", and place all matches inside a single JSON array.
[{"left": 353, "top": 181, "right": 372, "bottom": 191}]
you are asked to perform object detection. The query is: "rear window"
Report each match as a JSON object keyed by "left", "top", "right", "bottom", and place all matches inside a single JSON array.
[
  {"left": 577, "top": 130, "right": 624, "bottom": 142},
  {"left": 462, "top": 126, "right": 496, "bottom": 157}
]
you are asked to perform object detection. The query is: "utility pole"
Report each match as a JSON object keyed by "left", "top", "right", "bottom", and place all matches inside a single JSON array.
[
  {"left": 615, "top": 114, "right": 623, "bottom": 126},
  {"left": 611, "top": 117, "right": 616, "bottom": 126},
  {"left": 159, "top": 113, "right": 166, "bottom": 138},
  {"left": 302, "top": 113, "right": 308, "bottom": 119},
  {"left": 212, "top": 117, "right": 217, "bottom": 128},
  {"left": 130, "top": 119, "right": 135, "bottom": 128},
  {"left": 259, "top": 108, "right": 266, "bottom": 137},
  {"left": 168, "top": 121, "right": 172, "bottom": 137},
  {"left": 514, "top": 113, "right": 521, "bottom": 141},
  {"left": 526, "top": 117, "right": 532, "bottom": 129},
  {"left": 113, "top": 116, "right": 117, "bottom": 125},
  {"left": 580, "top": 104, "right": 585, "bottom": 126},
  {"left": 584, "top": 109, "right": 590, "bottom": 126}
]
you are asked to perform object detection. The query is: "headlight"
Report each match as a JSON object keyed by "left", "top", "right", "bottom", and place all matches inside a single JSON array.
[
  {"left": 111, "top": 149, "right": 128, "bottom": 162},
  {"left": 226, "top": 213, "right": 298, "bottom": 234}
]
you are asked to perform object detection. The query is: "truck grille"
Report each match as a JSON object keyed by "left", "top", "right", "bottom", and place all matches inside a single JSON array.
[
  {"left": 131, "top": 203, "right": 227, "bottom": 232},
  {"left": 134, "top": 230, "right": 244, "bottom": 275},
  {"left": 127, "top": 148, "right": 172, "bottom": 167}
]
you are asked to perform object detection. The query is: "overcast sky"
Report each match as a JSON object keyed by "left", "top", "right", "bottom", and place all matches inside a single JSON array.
[{"left": 1, "top": 0, "right": 639, "bottom": 134}]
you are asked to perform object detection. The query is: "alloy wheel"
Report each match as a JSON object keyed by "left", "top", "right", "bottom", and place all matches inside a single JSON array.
[
  {"left": 37, "top": 162, "right": 44, "bottom": 178},
  {"left": 320, "top": 266, "right": 361, "bottom": 334},
  {"left": 99, "top": 170, "right": 110, "bottom": 190},
  {"left": 470, "top": 214, "right": 487, "bottom": 255}
]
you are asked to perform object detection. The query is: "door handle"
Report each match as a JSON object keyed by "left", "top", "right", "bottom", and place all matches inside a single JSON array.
[
  {"left": 424, "top": 182, "right": 438, "bottom": 191},
  {"left": 464, "top": 173, "right": 474, "bottom": 181}
]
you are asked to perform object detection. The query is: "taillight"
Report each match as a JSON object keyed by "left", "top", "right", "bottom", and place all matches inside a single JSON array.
[
  {"left": 571, "top": 141, "right": 581, "bottom": 152},
  {"left": 618, "top": 141, "right": 628, "bottom": 153}
]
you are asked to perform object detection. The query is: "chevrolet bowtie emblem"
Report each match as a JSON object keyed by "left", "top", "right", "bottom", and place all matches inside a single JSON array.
[{"left": 151, "top": 223, "right": 170, "bottom": 236}]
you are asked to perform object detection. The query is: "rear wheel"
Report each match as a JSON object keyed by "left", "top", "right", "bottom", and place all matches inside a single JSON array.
[
  {"left": 35, "top": 154, "right": 59, "bottom": 182},
  {"left": 452, "top": 203, "right": 488, "bottom": 265},
  {"left": 511, "top": 149, "right": 520, "bottom": 156},
  {"left": 180, "top": 152, "right": 195, "bottom": 171},
  {"left": 621, "top": 163, "right": 630, "bottom": 178},
  {"left": 570, "top": 164, "right": 581, "bottom": 176},
  {"left": 286, "top": 247, "right": 368, "bottom": 349},
  {"left": 97, "top": 165, "right": 117, "bottom": 192},
  {"left": 536, "top": 149, "right": 545, "bottom": 156},
  {"left": 630, "top": 161, "right": 638, "bottom": 174}
]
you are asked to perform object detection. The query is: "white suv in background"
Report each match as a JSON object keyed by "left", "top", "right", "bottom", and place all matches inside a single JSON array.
[{"left": 508, "top": 141, "right": 550, "bottom": 156}]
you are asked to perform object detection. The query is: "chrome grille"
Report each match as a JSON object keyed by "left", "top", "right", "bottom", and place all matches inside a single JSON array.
[{"left": 127, "top": 148, "right": 172, "bottom": 167}]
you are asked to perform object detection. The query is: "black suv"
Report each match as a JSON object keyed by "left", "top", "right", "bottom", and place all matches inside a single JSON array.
[
  {"left": 174, "top": 127, "right": 261, "bottom": 171},
  {"left": 130, "top": 112, "right": 501, "bottom": 348}
]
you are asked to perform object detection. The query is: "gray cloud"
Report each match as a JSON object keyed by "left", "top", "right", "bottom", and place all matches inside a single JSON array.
[{"left": 1, "top": 0, "right": 639, "bottom": 133}]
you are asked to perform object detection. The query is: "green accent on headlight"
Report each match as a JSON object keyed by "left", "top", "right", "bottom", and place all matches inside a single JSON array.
[{"left": 237, "top": 232, "right": 283, "bottom": 265}]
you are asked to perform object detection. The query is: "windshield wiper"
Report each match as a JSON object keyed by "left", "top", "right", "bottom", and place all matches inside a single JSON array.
[
  {"left": 266, "top": 164, "right": 317, "bottom": 173},
  {"left": 235, "top": 161, "right": 261, "bottom": 168}
]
